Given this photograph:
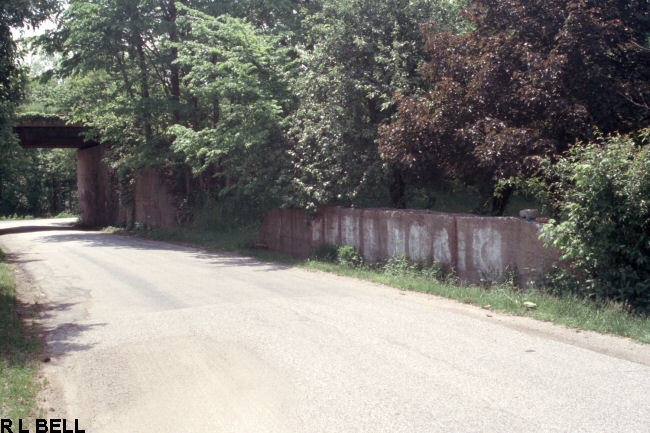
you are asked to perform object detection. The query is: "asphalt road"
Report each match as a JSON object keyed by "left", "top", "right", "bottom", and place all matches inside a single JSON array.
[{"left": 1, "top": 219, "right": 649, "bottom": 433}]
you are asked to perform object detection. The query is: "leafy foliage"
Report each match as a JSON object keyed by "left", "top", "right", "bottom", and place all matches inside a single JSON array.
[
  {"left": 169, "top": 5, "right": 291, "bottom": 196},
  {"left": 335, "top": 245, "right": 364, "bottom": 268},
  {"left": 0, "top": 0, "right": 61, "bottom": 217},
  {"left": 543, "top": 129, "right": 650, "bottom": 312},
  {"left": 287, "top": 0, "right": 466, "bottom": 211},
  {"left": 0, "top": 146, "right": 77, "bottom": 217},
  {"left": 0, "top": 0, "right": 59, "bottom": 105},
  {"left": 40, "top": 0, "right": 314, "bottom": 225},
  {"left": 379, "top": 0, "right": 650, "bottom": 214}
]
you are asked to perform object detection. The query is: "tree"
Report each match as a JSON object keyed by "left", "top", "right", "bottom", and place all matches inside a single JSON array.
[
  {"left": 42, "top": 0, "right": 312, "bottom": 225},
  {"left": 287, "top": 0, "right": 465, "bottom": 211},
  {"left": 543, "top": 129, "right": 650, "bottom": 312},
  {"left": 1, "top": 0, "right": 60, "bottom": 139},
  {"left": 0, "top": 0, "right": 59, "bottom": 105},
  {"left": 378, "top": 0, "right": 650, "bottom": 214},
  {"left": 0, "top": 0, "right": 62, "bottom": 216},
  {"left": 51, "top": 0, "right": 178, "bottom": 152},
  {"left": 168, "top": 5, "right": 293, "bottom": 222}
]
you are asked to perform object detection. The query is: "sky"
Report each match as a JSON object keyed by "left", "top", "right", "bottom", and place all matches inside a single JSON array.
[{"left": 11, "top": 18, "right": 57, "bottom": 39}]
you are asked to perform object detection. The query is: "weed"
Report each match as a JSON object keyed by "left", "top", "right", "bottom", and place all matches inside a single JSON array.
[
  {"left": 0, "top": 250, "right": 42, "bottom": 423},
  {"left": 336, "top": 245, "right": 364, "bottom": 268},
  {"left": 54, "top": 211, "right": 80, "bottom": 219}
]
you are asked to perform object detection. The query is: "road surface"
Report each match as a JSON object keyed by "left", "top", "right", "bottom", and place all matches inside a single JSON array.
[{"left": 1, "top": 219, "right": 649, "bottom": 432}]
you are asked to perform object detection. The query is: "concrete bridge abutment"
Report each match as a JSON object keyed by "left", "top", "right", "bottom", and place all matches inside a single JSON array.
[{"left": 76, "top": 144, "right": 125, "bottom": 227}]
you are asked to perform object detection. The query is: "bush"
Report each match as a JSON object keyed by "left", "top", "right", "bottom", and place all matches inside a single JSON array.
[
  {"left": 382, "top": 254, "right": 417, "bottom": 277},
  {"left": 311, "top": 244, "right": 365, "bottom": 268},
  {"left": 336, "top": 245, "right": 364, "bottom": 268},
  {"left": 543, "top": 129, "right": 650, "bottom": 311}
]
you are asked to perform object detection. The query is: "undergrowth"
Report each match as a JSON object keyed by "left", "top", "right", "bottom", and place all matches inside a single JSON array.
[{"left": 0, "top": 250, "right": 42, "bottom": 423}]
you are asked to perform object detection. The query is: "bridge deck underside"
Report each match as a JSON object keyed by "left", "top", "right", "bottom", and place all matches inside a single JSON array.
[{"left": 14, "top": 125, "right": 99, "bottom": 149}]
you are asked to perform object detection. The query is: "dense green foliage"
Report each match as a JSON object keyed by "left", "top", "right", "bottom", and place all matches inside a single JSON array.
[
  {"left": 36, "top": 0, "right": 313, "bottom": 221},
  {"left": 0, "top": 146, "right": 77, "bottom": 217},
  {"left": 0, "top": 0, "right": 59, "bottom": 109},
  {"left": 543, "top": 130, "right": 650, "bottom": 312},
  {"left": 24, "top": 0, "right": 468, "bottom": 221},
  {"left": 0, "top": 0, "right": 64, "bottom": 217},
  {"left": 287, "top": 0, "right": 466, "bottom": 210},
  {"left": 20, "top": 0, "right": 646, "bottom": 219},
  {"left": 379, "top": 0, "right": 650, "bottom": 213},
  {"left": 168, "top": 4, "right": 293, "bottom": 219}
]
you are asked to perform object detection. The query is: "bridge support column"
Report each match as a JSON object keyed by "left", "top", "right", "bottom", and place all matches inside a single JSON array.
[{"left": 76, "top": 144, "right": 123, "bottom": 227}]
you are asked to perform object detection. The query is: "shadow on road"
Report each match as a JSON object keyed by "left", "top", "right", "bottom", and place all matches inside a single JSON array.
[
  {"left": 0, "top": 224, "right": 80, "bottom": 236},
  {"left": 40, "top": 232, "right": 293, "bottom": 272},
  {"left": 3, "top": 295, "right": 104, "bottom": 368}
]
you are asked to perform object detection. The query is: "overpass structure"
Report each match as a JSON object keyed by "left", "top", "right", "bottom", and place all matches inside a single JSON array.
[
  {"left": 13, "top": 120, "right": 98, "bottom": 149},
  {"left": 13, "top": 118, "right": 121, "bottom": 227}
]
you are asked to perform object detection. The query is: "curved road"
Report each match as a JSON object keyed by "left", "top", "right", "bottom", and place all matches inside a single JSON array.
[{"left": 1, "top": 219, "right": 649, "bottom": 432}]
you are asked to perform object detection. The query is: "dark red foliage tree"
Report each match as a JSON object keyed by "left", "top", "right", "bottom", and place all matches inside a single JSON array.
[{"left": 378, "top": 0, "right": 650, "bottom": 214}]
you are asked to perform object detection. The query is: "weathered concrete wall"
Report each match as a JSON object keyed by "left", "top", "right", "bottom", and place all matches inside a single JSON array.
[
  {"left": 259, "top": 207, "right": 558, "bottom": 285},
  {"left": 133, "top": 168, "right": 179, "bottom": 229},
  {"left": 76, "top": 144, "right": 124, "bottom": 227},
  {"left": 76, "top": 149, "right": 178, "bottom": 229}
]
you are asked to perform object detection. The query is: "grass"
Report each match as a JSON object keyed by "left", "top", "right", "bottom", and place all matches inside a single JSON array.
[
  {"left": 117, "top": 224, "right": 650, "bottom": 345},
  {"left": 0, "top": 212, "right": 79, "bottom": 221},
  {"left": 305, "top": 260, "right": 650, "bottom": 343},
  {"left": 0, "top": 249, "right": 42, "bottom": 422}
]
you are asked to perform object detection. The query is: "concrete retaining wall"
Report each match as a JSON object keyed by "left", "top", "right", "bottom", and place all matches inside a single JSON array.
[{"left": 259, "top": 207, "right": 558, "bottom": 285}]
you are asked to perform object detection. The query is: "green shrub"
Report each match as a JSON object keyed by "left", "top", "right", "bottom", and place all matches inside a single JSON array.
[
  {"left": 336, "top": 245, "right": 364, "bottom": 268},
  {"left": 543, "top": 129, "right": 650, "bottom": 311},
  {"left": 382, "top": 254, "right": 412, "bottom": 276},
  {"left": 381, "top": 254, "right": 454, "bottom": 283},
  {"left": 190, "top": 194, "right": 269, "bottom": 233}
]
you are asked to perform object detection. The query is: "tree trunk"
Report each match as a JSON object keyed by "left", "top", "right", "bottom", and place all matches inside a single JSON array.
[
  {"left": 135, "top": 37, "right": 152, "bottom": 144},
  {"left": 389, "top": 169, "right": 406, "bottom": 208},
  {"left": 491, "top": 185, "right": 514, "bottom": 216},
  {"left": 167, "top": 0, "right": 181, "bottom": 124}
]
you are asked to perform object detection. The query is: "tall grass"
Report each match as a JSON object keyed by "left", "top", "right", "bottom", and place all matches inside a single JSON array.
[{"left": 0, "top": 251, "right": 42, "bottom": 422}]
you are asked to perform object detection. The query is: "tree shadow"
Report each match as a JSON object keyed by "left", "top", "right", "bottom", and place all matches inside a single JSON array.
[
  {"left": 192, "top": 252, "right": 294, "bottom": 272},
  {"left": 6, "top": 295, "right": 105, "bottom": 366},
  {"left": 0, "top": 223, "right": 82, "bottom": 236},
  {"left": 39, "top": 231, "right": 294, "bottom": 272}
]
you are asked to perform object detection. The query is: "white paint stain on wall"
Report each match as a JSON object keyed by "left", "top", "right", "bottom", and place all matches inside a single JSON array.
[
  {"left": 311, "top": 219, "right": 323, "bottom": 244},
  {"left": 472, "top": 227, "right": 503, "bottom": 280},
  {"left": 341, "top": 215, "right": 359, "bottom": 248},
  {"left": 408, "top": 222, "right": 432, "bottom": 261},
  {"left": 325, "top": 215, "right": 339, "bottom": 246},
  {"left": 457, "top": 232, "right": 466, "bottom": 272},
  {"left": 363, "top": 218, "right": 378, "bottom": 260},
  {"left": 433, "top": 229, "right": 451, "bottom": 264},
  {"left": 387, "top": 219, "right": 406, "bottom": 258}
]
